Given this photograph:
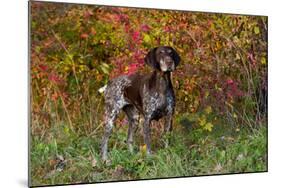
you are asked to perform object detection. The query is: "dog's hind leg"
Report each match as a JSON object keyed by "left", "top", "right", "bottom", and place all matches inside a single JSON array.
[{"left": 123, "top": 105, "right": 139, "bottom": 153}]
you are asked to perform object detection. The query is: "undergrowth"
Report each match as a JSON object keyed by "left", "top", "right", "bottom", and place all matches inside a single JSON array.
[{"left": 30, "top": 114, "right": 267, "bottom": 186}]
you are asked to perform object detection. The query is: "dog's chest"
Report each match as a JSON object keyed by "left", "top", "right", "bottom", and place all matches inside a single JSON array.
[{"left": 143, "top": 89, "right": 175, "bottom": 120}]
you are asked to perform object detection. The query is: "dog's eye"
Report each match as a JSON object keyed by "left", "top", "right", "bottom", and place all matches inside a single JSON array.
[
  {"left": 160, "top": 50, "right": 165, "bottom": 53},
  {"left": 167, "top": 49, "right": 172, "bottom": 54}
]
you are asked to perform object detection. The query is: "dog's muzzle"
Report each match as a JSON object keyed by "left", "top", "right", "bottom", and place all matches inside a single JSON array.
[{"left": 160, "top": 58, "right": 175, "bottom": 72}]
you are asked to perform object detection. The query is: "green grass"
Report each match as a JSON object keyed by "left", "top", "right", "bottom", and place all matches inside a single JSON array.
[{"left": 30, "top": 115, "right": 267, "bottom": 186}]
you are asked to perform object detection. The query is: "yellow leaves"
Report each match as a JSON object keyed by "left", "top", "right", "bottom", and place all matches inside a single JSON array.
[
  {"left": 77, "top": 65, "right": 87, "bottom": 73},
  {"left": 254, "top": 26, "right": 260, "bottom": 34},
  {"left": 99, "top": 39, "right": 106, "bottom": 44},
  {"left": 100, "top": 63, "right": 110, "bottom": 75},
  {"left": 90, "top": 27, "right": 96, "bottom": 35},
  {"left": 235, "top": 53, "right": 241, "bottom": 60},
  {"left": 143, "top": 34, "right": 151, "bottom": 43},
  {"left": 215, "top": 84, "right": 222, "bottom": 92},
  {"left": 199, "top": 115, "right": 206, "bottom": 126},
  {"left": 63, "top": 55, "right": 74, "bottom": 66},
  {"left": 63, "top": 66, "right": 70, "bottom": 72},
  {"left": 140, "top": 144, "right": 147, "bottom": 156},
  {"left": 198, "top": 107, "right": 214, "bottom": 132},
  {"left": 204, "top": 106, "right": 212, "bottom": 114},
  {"left": 204, "top": 122, "right": 214, "bottom": 132},
  {"left": 168, "top": 41, "right": 174, "bottom": 47},
  {"left": 193, "top": 99, "right": 200, "bottom": 110},
  {"left": 232, "top": 36, "right": 240, "bottom": 45},
  {"left": 216, "top": 41, "right": 222, "bottom": 50},
  {"left": 261, "top": 57, "right": 267, "bottom": 65},
  {"left": 225, "top": 101, "right": 234, "bottom": 110},
  {"left": 124, "top": 65, "right": 129, "bottom": 73},
  {"left": 177, "top": 48, "right": 184, "bottom": 54},
  {"left": 35, "top": 46, "right": 41, "bottom": 53},
  {"left": 63, "top": 126, "right": 70, "bottom": 135},
  {"left": 204, "top": 91, "right": 210, "bottom": 99}
]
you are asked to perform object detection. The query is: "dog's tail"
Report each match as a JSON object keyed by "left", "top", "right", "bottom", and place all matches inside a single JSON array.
[{"left": 98, "top": 85, "right": 107, "bottom": 94}]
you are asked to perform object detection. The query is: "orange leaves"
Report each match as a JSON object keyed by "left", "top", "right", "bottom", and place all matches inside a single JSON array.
[
  {"left": 43, "top": 38, "right": 54, "bottom": 47},
  {"left": 51, "top": 92, "right": 59, "bottom": 101},
  {"left": 80, "top": 33, "right": 89, "bottom": 39},
  {"left": 83, "top": 9, "right": 93, "bottom": 19},
  {"left": 90, "top": 27, "right": 96, "bottom": 35}
]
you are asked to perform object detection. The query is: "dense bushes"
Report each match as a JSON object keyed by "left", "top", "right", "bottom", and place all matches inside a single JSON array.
[{"left": 31, "top": 2, "right": 267, "bottom": 135}]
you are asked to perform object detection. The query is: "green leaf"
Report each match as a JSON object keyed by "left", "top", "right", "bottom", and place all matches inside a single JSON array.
[
  {"left": 35, "top": 46, "right": 41, "bottom": 53},
  {"left": 199, "top": 115, "right": 206, "bottom": 126},
  {"left": 204, "top": 106, "right": 212, "bottom": 114},
  {"left": 64, "top": 126, "right": 70, "bottom": 134},
  {"left": 100, "top": 63, "right": 110, "bottom": 75},
  {"left": 204, "top": 122, "right": 214, "bottom": 132},
  {"left": 143, "top": 34, "right": 151, "bottom": 43},
  {"left": 254, "top": 26, "right": 260, "bottom": 34},
  {"left": 261, "top": 57, "right": 267, "bottom": 65}
]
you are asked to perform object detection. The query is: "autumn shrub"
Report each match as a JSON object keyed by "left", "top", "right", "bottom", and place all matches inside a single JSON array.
[{"left": 31, "top": 3, "right": 267, "bottom": 137}]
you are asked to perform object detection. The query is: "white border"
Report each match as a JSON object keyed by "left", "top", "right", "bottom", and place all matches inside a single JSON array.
[{"left": 1, "top": 0, "right": 280, "bottom": 188}]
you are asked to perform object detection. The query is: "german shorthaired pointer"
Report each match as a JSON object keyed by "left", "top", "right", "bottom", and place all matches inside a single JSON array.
[{"left": 100, "top": 46, "right": 181, "bottom": 161}]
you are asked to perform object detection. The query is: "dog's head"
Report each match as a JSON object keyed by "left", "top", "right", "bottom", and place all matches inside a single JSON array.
[{"left": 144, "top": 46, "right": 181, "bottom": 72}]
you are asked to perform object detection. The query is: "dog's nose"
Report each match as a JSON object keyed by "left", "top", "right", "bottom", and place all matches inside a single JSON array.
[
  {"left": 167, "top": 66, "right": 175, "bottom": 71},
  {"left": 164, "top": 57, "right": 173, "bottom": 63},
  {"left": 167, "top": 63, "right": 175, "bottom": 71}
]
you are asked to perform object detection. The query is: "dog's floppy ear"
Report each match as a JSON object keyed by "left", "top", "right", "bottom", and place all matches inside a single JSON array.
[
  {"left": 172, "top": 48, "right": 181, "bottom": 67},
  {"left": 144, "top": 47, "right": 160, "bottom": 70}
]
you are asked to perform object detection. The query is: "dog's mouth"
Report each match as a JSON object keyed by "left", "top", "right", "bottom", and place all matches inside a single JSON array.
[{"left": 160, "top": 59, "right": 175, "bottom": 72}]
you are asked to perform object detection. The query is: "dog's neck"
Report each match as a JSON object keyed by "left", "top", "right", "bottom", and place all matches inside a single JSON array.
[
  {"left": 155, "top": 70, "right": 172, "bottom": 81},
  {"left": 148, "top": 70, "right": 173, "bottom": 91}
]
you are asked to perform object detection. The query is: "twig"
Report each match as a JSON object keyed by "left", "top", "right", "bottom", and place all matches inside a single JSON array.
[
  {"left": 51, "top": 29, "right": 81, "bottom": 91},
  {"left": 51, "top": 82, "right": 76, "bottom": 134}
]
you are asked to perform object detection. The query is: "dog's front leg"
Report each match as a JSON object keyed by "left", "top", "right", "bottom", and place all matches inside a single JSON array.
[
  {"left": 143, "top": 117, "right": 152, "bottom": 155},
  {"left": 163, "top": 114, "right": 173, "bottom": 148},
  {"left": 127, "top": 119, "right": 137, "bottom": 153}
]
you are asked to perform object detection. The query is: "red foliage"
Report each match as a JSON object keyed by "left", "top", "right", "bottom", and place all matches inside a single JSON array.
[
  {"left": 115, "top": 13, "right": 129, "bottom": 23},
  {"left": 126, "top": 63, "right": 139, "bottom": 75},
  {"left": 141, "top": 24, "right": 150, "bottom": 32},
  {"left": 132, "top": 31, "right": 140, "bottom": 43},
  {"left": 30, "top": 3, "right": 267, "bottom": 121},
  {"left": 225, "top": 79, "right": 244, "bottom": 98},
  {"left": 39, "top": 64, "right": 48, "bottom": 72},
  {"left": 80, "top": 33, "right": 89, "bottom": 39},
  {"left": 83, "top": 10, "right": 93, "bottom": 19},
  {"left": 48, "top": 73, "right": 63, "bottom": 85}
]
